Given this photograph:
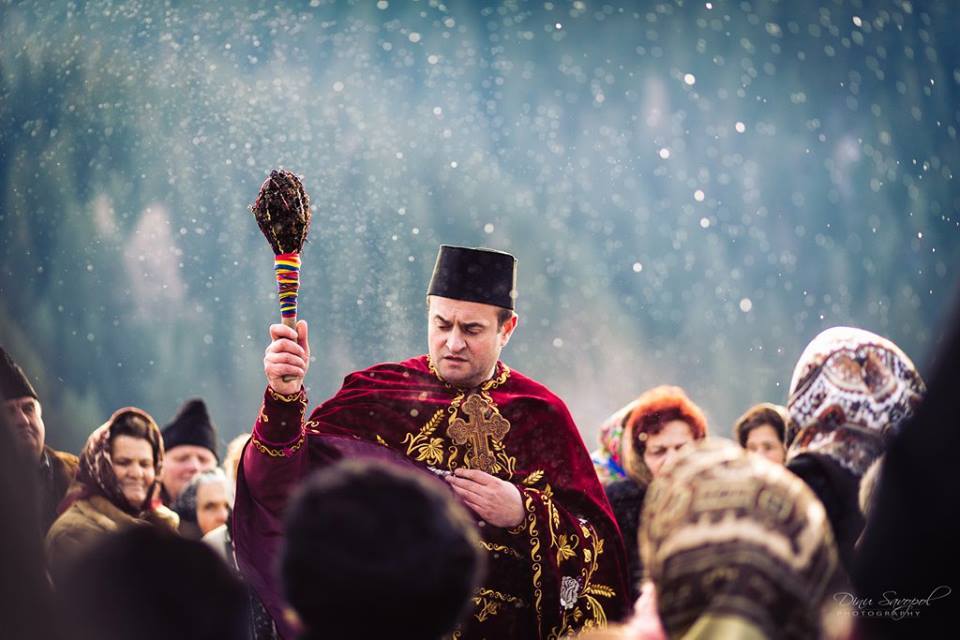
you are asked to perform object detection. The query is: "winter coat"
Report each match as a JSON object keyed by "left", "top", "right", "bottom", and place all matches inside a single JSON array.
[
  {"left": 39, "top": 446, "right": 79, "bottom": 534},
  {"left": 605, "top": 478, "right": 647, "bottom": 603},
  {"left": 45, "top": 494, "right": 179, "bottom": 579}
]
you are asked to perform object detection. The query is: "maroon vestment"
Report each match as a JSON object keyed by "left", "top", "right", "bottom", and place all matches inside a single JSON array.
[{"left": 235, "top": 355, "right": 629, "bottom": 639}]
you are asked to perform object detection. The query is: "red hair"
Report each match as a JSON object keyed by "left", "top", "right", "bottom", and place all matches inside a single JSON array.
[{"left": 626, "top": 385, "right": 708, "bottom": 442}]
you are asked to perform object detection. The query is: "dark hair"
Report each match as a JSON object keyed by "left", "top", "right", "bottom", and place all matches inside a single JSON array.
[
  {"left": 733, "top": 403, "right": 795, "bottom": 448},
  {"left": 281, "top": 459, "right": 485, "bottom": 640},
  {"left": 55, "top": 527, "right": 248, "bottom": 640},
  {"left": 108, "top": 409, "right": 162, "bottom": 469},
  {"left": 426, "top": 296, "right": 515, "bottom": 329}
]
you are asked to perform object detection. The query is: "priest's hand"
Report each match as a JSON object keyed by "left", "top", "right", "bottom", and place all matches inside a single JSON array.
[
  {"left": 264, "top": 320, "right": 310, "bottom": 395},
  {"left": 445, "top": 467, "right": 524, "bottom": 528}
]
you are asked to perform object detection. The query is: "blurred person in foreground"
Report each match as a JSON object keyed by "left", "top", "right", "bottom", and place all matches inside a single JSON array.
[
  {"left": 160, "top": 398, "right": 219, "bottom": 504},
  {"left": 46, "top": 407, "right": 179, "bottom": 579},
  {"left": 236, "top": 245, "right": 629, "bottom": 638},
  {"left": 598, "top": 385, "right": 709, "bottom": 602},
  {"left": 55, "top": 525, "right": 248, "bottom": 640},
  {"left": 1, "top": 346, "right": 79, "bottom": 534},
  {"left": 733, "top": 402, "right": 796, "bottom": 465},
  {"left": 281, "top": 457, "right": 484, "bottom": 640},
  {"left": 638, "top": 439, "right": 841, "bottom": 640},
  {"left": 784, "top": 327, "right": 925, "bottom": 576},
  {"left": 854, "top": 290, "right": 960, "bottom": 638}
]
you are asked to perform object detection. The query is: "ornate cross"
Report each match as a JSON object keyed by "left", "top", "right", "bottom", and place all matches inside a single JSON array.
[{"left": 447, "top": 394, "right": 511, "bottom": 474}]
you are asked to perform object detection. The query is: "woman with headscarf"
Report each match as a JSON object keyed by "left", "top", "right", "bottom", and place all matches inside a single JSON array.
[
  {"left": 639, "top": 439, "right": 841, "bottom": 639},
  {"left": 600, "top": 386, "right": 709, "bottom": 602},
  {"left": 46, "top": 407, "right": 179, "bottom": 579},
  {"left": 784, "top": 327, "right": 925, "bottom": 576}
]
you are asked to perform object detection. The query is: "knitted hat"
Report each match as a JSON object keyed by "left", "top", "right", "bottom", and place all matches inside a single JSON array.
[
  {"left": 161, "top": 399, "right": 218, "bottom": 460},
  {"left": 0, "top": 346, "right": 38, "bottom": 401},
  {"left": 786, "top": 327, "right": 925, "bottom": 477}
]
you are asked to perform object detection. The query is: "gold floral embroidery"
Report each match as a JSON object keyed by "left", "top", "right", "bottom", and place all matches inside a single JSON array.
[
  {"left": 556, "top": 534, "right": 579, "bottom": 565},
  {"left": 250, "top": 431, "right": 305, "bottom": 458},
  {"left": 523, "top": 469, "right": 546, "bottom": 486},
  {"left": 267, "top": 388, "right": 304, "bottom": 403},
  {"left": 402, "top": 408, "right": 447, "bottom": 464},
  {"left": 423, "top": 358, "right": 518, "bottom": 479},
  {"left": 523, "top": 490, "right": 544, "bottom": 630},
  {"left": 481, "top": 541, "right": 524, "bottom": 560},
  {"left": 548, "top": 519, "right": 615, "bottom": 638},
  {"left": 472, "top": 588, "right": 527, "bottom": 622}
]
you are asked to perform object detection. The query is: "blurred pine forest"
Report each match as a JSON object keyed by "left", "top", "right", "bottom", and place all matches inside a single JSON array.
[{"left": 1, "top": 0, "right": 957, "bottom": 453}]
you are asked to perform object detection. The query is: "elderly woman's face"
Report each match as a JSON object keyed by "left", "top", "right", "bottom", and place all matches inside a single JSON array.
[
  {"left": 643, "top": 420, "right": 696, "bottom": 478},
  {"left": 745, "top": 424, "right": 786, "bottom": 465},
  {"left": 196, "top": 480, "right": 231, "bottom": 535},
  {"left": 112, "top": 435, "right": 155, "bottom": 509}
]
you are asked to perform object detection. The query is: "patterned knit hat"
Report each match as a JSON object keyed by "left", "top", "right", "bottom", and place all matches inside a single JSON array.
[
  {"left": 786, "top": 327, "right": 925, "bottom": 477},
  {"left": 640, "top": 439, "right": 839, "bottom": 639}
]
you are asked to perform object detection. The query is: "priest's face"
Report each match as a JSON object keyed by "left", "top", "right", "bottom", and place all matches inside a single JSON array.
[{"left": 428, "top": 296, "right": 518, "bottom": 389}]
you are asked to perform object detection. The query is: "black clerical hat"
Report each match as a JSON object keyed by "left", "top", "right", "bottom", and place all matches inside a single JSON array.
[
  {"left": 0, "top": 346, "right": 38, "bottom": 401},
  {"left": 427, "top": 245, "right": 517, "bottom": 310},
  {"left": 161, "top": 398, "right": 219, "bottom": 460}
]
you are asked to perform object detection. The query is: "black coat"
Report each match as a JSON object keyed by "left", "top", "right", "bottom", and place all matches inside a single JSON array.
[{"left": 604, "top": 478, "right": 647, "bottom": 603}]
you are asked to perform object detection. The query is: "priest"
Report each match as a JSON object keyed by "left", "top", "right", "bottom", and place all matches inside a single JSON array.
[{"left": 234, "top": 245, "right": 629, "bottom": 639}]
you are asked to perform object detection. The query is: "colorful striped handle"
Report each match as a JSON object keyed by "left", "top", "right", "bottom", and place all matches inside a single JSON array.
[{"left": 275, "top": 252, "right": 301, "bottom": 382}]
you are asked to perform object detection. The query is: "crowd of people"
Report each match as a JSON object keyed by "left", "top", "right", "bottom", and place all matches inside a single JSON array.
[{"left": 1, "top": 244, "right": 956, "bottom": 640}]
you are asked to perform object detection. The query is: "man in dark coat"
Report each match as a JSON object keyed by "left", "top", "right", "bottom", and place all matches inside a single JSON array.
[{"left": 1, "top": 346, "right": 79, "bottom": 534}]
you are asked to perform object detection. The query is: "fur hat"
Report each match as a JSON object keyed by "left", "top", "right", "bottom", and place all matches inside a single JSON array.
[
  {"left": 0, "top": 346, "right": 38, "bottom": 401},
  {"left": 161, "top": 399, "right": 219, "bottom": 460}
]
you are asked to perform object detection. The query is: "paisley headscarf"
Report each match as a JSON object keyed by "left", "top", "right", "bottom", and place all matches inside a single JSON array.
[
  {"left": 63, "top": 407, "right": 165, "bottom": 516},
  {"left": 640, "top": 439, "right": 840, "bottom": 640},
  {"left": 786, "top": 327, "right": 925, "bottom": 477}
]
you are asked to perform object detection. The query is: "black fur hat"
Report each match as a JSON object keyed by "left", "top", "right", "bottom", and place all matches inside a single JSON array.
[{"left": 161, "top": 399, "right": 218, "bottom": 460}]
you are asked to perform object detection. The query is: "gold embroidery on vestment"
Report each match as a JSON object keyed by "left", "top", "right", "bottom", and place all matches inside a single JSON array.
[{"left": 447, "top": 394, "right": 511, "bottom": 475}]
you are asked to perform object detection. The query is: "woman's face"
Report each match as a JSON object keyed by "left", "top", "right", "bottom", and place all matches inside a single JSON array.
[
  {"left": 643, "top": 420, "right": 695, "bottom": 477},
  {"left": 745, "top": 424, "right": 786, "bottom": 464},
  {"left": 196, "top": 480, "right": 231, "bottom": 535},
  {"left": 112, "top": 435, "right": 156, "bottom": 509}
]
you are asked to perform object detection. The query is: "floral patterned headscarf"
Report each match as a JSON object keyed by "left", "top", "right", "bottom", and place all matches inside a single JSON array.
[
  {"left": 590, "top": 400, "right": 636, "bottom": 485},
  {"left": 67, "top": 407, "right": 165, "bottom": 516},
  {"left": 787, "top": 327, "right": 925, "bottom": 477}
]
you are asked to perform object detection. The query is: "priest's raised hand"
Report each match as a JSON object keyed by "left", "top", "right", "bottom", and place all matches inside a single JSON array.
[{"left": 263, "top": 321, "right": 310, "bottom": 395}]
